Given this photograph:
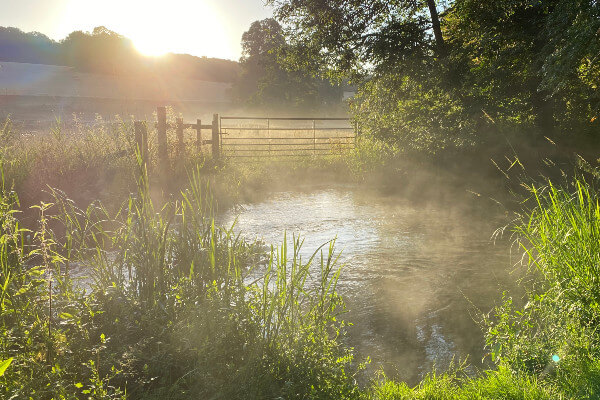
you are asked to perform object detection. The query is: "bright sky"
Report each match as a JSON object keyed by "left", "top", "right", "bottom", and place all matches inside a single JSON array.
[{"left": 0, "top": 0, "right": 274, "bottom": 60}]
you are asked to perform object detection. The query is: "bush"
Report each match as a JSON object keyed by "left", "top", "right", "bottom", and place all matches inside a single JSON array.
[{"left": 351, "top": 73, "right": 486, "bottom": 157}]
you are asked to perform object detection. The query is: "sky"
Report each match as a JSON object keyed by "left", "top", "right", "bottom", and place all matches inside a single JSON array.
[{"left": 0, "top": 0, "right": 275, "bottom": 60}]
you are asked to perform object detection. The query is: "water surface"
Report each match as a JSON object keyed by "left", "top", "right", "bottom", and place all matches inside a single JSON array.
[{"left": 221, "top": 184, "right": 516, "bottom": 383}]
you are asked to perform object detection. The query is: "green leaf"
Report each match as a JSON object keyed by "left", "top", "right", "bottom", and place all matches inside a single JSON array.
[
  {"left": 59, "top": 312, "right": 73, "bottom": 319},
  {"left": 74, "top": 382, "right": 83, "bottom": 388},
  {"left": 0, "top": 358, "right": 13, "bottom": 376}
]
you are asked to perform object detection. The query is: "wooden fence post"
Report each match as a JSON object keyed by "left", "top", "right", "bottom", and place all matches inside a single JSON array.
[
  {"left": 156, "top": 107, "right": 169, "bottom": 178},
  {"left": 134, "top": 120, "right": 148, "bottom": 172},
  {"left": 196, "top": 119, "right": 202, "bottom": 152},
  {"left": 176, "top": 117, "right": 184, "bottom": 158},
  {"left": 312, "top": 119, "right": 316, "bottom": 156},
  {"left": 212, "top": 114, "right": 220, "bottom": 160}
]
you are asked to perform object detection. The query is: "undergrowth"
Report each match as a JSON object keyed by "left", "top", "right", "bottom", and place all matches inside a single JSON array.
[
  {"left": 0, "top": 113, "right": 392, "bottom": 222},
  {"left": 0, "top": 161, "right": 363, "bottom": 399},
  {"left": 3, "top": 112, "right": 600, "bottom": 397}
]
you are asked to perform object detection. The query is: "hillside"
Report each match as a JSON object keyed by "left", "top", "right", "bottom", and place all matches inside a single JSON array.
[
  {"left": 0, "top": 61, "right": 230, "bottom": 101},
  {"left": 0, "top": 26, "right": 240, "bottom": 82},
  {"left": 0, "top": 26, "right": 239, "bottom": 127}
]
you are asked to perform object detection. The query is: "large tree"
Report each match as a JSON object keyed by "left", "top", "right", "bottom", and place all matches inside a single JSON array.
[
  {"left": 235, "top": 18, "right": 341, "bottom": 109},
  {"left": 446, "top": 0, "right": 600, "bottom": 135},
  {"left": 269, "top": 0, "right": 599, "bottom": 153},
  {"left": 266, "top": 0, "right": 448, "bottom": 76}
]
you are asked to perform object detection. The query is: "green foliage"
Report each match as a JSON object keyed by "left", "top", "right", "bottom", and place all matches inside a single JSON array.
[
  {"left": 344, "top": 134, "right": 395, "bottom": 178},
  {"left": 371, "top": 365, "right": 556, "bottom": 399},
  {"left": 482, "top": 176, "right": 600, "bottom": 398},
  {"left": 0, "top": 163, "right": 125, "bottom": 399},
  {"left": 234, "top": 18, "right": 342, "bottom": 110},
  {"left": 0, "top": 156, "right": 363, "bottom": 398},
  {"left": 0, "top": 357, "right": 12, "bottom": 376},
  {"left": 443, "top": 0, "right": 600, "bottom": 136},
  {"left": 351, "top": 73, "right": 485, "bottom": 155},
  {"left": 267, "top": 0, "right": 444, "bottom": 77},
  {"left": 521, "top": 181, "right": 600, "bottom": 310},
  {"left": 272, "top": 0, "right": 600, "bottom": 156},
  {"left": 540, "top": 0, "right": 600, "bottom": 129},
  {"left": 441, "top": 0, "right": 599, "bottom": 137}
]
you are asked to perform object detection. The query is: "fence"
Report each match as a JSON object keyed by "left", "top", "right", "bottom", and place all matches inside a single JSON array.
[
  {"left": 132, "top": 108, "right": 357, "bottom": 181},
  {"left": 219, "top": 116, "right": 356, "bottom": 159},
  {"left": 133, "top": 106, "right": 218, "bottom": 168}
]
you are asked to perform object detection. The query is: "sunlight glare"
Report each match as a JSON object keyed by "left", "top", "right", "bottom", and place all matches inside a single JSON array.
[
  {"left": 60, "top": 0, "right": 234, "bottom": 59},
  {"left": 134, "top": 32, "right": 171, "bottom": 57}
]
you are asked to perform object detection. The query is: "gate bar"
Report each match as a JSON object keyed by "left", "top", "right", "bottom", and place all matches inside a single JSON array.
[{"left": 220, "top": 116, "right": 350, "bottom": 121}]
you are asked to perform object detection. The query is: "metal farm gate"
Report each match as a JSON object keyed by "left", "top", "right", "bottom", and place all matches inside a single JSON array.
[{"left": 219, "top": 116, "right": 356, "bottom": 159}]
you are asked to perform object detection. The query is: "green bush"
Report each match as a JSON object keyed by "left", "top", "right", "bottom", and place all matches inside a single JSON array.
[{"left": 351, "top": 73, "right": 485, "bottom": 157}]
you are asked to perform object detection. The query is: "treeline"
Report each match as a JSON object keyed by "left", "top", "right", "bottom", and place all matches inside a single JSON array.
[
  {"left": 267, "top": 0, "right": 600, "bottom": 155},
  {"left": 0, "top": 26, "right": 239, "bottom": 82}
]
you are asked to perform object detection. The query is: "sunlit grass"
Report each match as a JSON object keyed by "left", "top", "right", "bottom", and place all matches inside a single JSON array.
[{"left": 0, "top": 158, "right": 362, "bottom": 398}]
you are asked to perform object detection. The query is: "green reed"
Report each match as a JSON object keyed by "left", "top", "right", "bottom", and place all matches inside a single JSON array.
[
  {"left": 517, "top": 180, "right": 600, "bottom": 313},
  {"left": 2, "top": 153, "right": 356, "bottom": 397}
]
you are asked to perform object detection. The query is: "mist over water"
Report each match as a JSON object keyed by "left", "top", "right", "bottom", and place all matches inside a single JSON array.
[{"left": 221, "top": 184, "right": 516, "bottom": 384}]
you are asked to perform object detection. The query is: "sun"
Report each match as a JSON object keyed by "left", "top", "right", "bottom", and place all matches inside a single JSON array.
[
  {"left": 59, "top": 0, "right": 236, "bottom": 59},
  {"left": 133, "top": 34, "right": 170, "bottom": 57},
  {"left": 127, "top": 1, "right": 230, "bottom": 58}
]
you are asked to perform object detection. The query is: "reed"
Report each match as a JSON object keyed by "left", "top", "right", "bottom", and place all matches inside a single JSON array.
[
  {"left": 477, "top": 175, "right": 600, "bottom": 398},
  {"left": 0, "top": 157, "right": 361, "bottom": 398},
  {"left": 518, "top": 180, "right": 600, "bottom": 313}
]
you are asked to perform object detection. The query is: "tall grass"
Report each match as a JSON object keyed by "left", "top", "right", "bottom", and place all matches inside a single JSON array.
[
  {"left": 370, "top": 365, "right": 557, "bottom": 399},
  {"left": 1, "top": 115, "right": 137, "bottom": 213},
  {"left": 479, "top": 176, "right": 600, "bottom": 398},
  {"left": 519, "top": 180, "right": 600, "bottom": 312},
  {"left": 0, "top": 158, "right": 362, "bottom": 399}
]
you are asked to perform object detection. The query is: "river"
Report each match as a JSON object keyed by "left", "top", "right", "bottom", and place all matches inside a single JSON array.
[{"left": 221, "top": 183, "right": 518, "bottom": 384}]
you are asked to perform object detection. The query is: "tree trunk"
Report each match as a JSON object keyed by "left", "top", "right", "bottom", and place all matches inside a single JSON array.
[{"left": 426, "top": 0, "right": 445, "bottom": 56}]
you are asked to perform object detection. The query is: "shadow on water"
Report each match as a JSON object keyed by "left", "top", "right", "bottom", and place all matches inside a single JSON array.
[{"left": 220, "top": 183, "right": 519, "bottom": 385}]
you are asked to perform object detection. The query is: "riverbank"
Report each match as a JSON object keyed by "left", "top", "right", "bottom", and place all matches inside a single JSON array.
[
  {"left": 0, "top": 111, "right": 570, "bottom": 231},
  {"left": 3, "top": 159, "right": 600, "bottom": 398},
  {"left": 2, "top": 114, "right": 600, "bottom": 397}
]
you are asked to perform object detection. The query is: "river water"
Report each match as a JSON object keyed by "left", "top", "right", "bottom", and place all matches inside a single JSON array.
[{"left": 221, "top": 184, "right": 517, "bottom": 384}]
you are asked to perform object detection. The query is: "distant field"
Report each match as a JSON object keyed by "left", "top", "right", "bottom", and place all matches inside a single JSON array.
[{"left": 0, "top": 61, "right": 233, "bottom": 129}]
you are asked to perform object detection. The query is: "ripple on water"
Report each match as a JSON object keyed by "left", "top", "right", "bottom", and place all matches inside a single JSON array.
[{"left": 220, "top": 186, "right": 514, "bottom": 384}]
